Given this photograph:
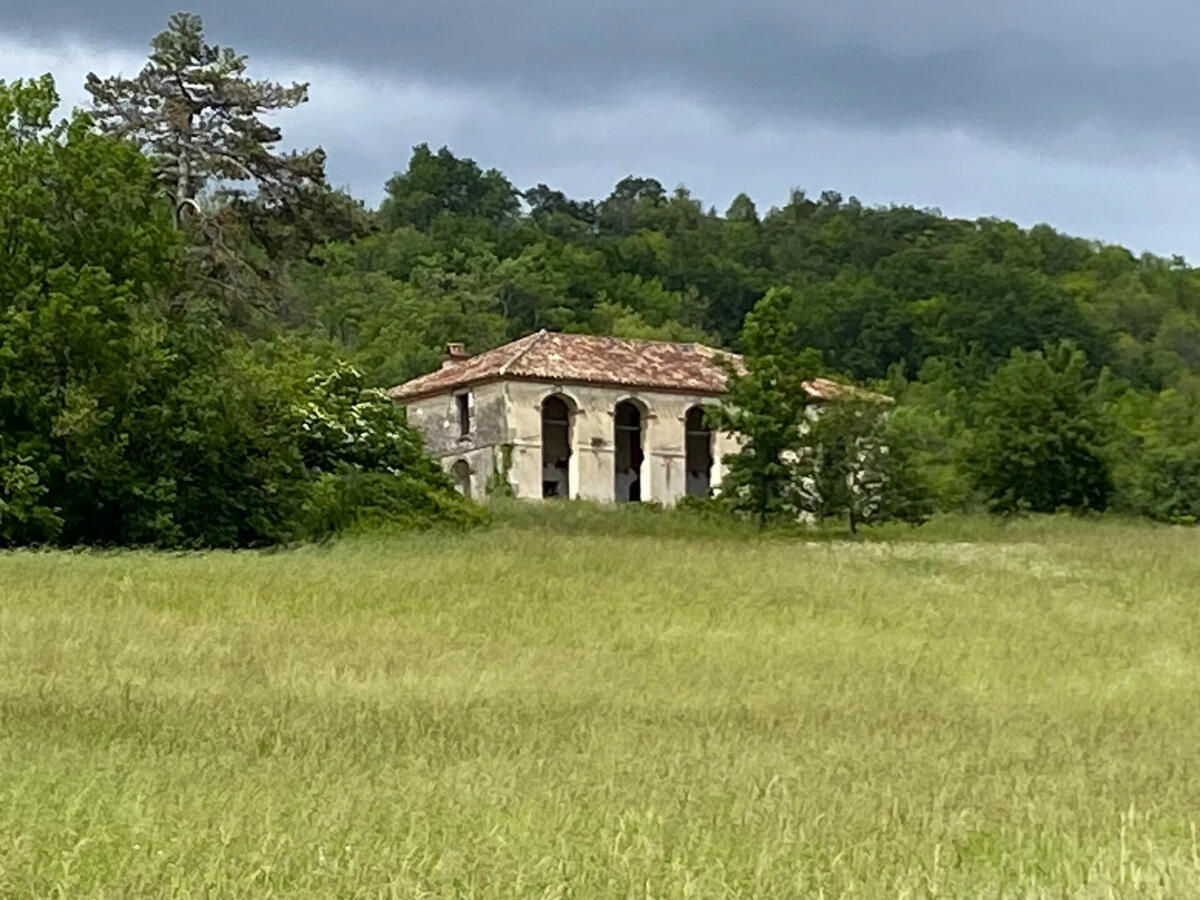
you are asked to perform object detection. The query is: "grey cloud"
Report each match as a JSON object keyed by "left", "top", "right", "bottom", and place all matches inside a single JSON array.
[
  {"left": 5, "top": 0, "right": 1200, "bottom": 151},
  {"left": 6, "top": 27, "right": 1200, "bottom": 260}
]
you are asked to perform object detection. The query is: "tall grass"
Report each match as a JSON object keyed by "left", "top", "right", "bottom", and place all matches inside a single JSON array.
[{"left": 2, "top": 511, "right": 1199, "bottom": 896}]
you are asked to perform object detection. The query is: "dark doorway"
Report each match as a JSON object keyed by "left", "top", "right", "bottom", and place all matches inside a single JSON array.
[
  {"left": 541, "top": 395, "right": 571, "bottom": 498},
  {"left": 450, "top": 459, "right": 471, "bottom": 497},
  {"left": 614, "top": 400, "right": 645, "bottom": 503},
  {"left": 684, "top": 406, "right": 713, "bottom": 498}
]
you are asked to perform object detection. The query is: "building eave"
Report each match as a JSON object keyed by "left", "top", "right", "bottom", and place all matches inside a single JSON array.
[{"left": 393, "top": 373, "right": 732, "bottom": 404}]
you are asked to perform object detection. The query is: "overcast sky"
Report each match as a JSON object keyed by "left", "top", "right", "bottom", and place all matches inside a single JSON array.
[{"left": 3, "top": 1, "right": 1199, "bottom": 258}]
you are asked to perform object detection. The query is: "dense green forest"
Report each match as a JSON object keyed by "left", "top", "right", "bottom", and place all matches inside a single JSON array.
[{"left": 3, "top": 13, "right": 1199, "bottom": 545}]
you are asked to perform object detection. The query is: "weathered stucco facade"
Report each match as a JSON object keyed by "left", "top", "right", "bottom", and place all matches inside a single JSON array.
[
  {"left": 393, "top": 332, "right": 741, "bottom": 505},
  {"left": 404, "top": 378, "right": 738, "bottom": 504}
]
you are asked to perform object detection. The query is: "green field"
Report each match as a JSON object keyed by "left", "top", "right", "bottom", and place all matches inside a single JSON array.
[{"left": 2, "top": 508, "right": 1199, "bottom": 897}]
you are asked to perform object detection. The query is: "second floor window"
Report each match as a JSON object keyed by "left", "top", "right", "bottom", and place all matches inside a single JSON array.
[{"left": 456, "top": 392, "right": 471, "bottom": 437}]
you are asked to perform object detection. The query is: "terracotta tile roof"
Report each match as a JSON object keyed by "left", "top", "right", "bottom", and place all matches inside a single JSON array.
[
  {"left": 802, "top": 376, "right": 892, "bottom": 404},
  {"left": 389, "top": 331, "right": 743, "bottom": 399},
  {"left": 388, "top": 331, "right": 886, "bottom": 403}
]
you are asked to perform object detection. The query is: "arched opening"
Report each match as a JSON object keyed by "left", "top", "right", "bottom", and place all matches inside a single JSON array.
[
  {"left": 614, "top": 400, "right": 645, "bottom": 503},
  {"left": 450, "top": 459, "right": 471, "bottom": 497},
  {"left": 541, "top": 395, "right": 572, "bottom": 498},
  {"left": 684, "top": 406, "right": 714, "bottom": 498}
]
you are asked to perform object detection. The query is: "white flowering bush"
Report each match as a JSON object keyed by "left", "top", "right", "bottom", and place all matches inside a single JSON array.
[{"left": 295, "top": 363, "right": 484, "bottom": 535}]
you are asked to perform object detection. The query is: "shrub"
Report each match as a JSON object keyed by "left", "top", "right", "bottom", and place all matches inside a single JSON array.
[{"left": 1126, "top": 446, "right": 1200, "bottom": 525}]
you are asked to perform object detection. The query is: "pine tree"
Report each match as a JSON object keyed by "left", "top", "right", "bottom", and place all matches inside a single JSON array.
[{"left": 85, "top": 12, "right": 325, "bottom": 227}]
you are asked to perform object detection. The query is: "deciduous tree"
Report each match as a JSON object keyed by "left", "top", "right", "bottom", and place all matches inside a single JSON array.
[
  {"left": 381, "top": 144, "right": 520, "bottom": 231},
  {"left": 710, "top": 288, "right": 821, "bottom": 526},
  {"left": 796, "top": 396, "right": 934, "bottom": 533},
  {"left": 967, "top": 343, "right": 1111, "bottom": 513}
]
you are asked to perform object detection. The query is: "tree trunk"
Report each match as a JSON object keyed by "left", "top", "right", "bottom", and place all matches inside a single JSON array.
[{"left": 174, "top": 117, "right": 193, "bottom": 228}]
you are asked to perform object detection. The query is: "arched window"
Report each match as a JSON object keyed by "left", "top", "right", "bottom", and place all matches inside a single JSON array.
[
  {"left": 614, "top": 400, "right": 645, "bottom": 503},
  {"left": 541, "top": 395, "right": 572, "bottom": 498},
  {"left": 684, "top": 406, "right": 713, "bottom": 498},
  {"left": 450, "top": 459, "right": 471, "bottom": 497}
]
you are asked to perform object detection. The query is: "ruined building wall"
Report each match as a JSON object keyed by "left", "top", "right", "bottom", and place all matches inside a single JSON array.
[
  {"left": 405, "top": 378, "right": 736, "bottom": 505},
  {"left": 404, "top": 381, "right": 509, "bottom": 500}
]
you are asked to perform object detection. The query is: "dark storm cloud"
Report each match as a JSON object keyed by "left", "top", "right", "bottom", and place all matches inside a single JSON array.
[{"left": 5, "top": 0, "right": 1200, "bottom": 148}]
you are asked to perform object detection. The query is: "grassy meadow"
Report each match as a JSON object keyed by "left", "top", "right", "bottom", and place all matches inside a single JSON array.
[{"left": 2, "top": 506, "right": 1200, "bottom": 897}]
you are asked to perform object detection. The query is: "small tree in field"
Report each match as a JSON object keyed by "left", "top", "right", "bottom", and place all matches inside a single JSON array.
[
  {"left": 796, "top": 396, "right": 934, "bottom": 533},
  {"left": 709, "top": 288, "right": 821, "bottom": 526},
  {"left": 797, "top": 398, "right": 885, "bottom": 533},
  {"left": 967, "top": 342, "right": 1111, "bottom": 513}
]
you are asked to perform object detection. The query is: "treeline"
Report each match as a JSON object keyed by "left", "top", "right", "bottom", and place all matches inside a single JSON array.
[
  {"left": 0, "top": 23, "right": 478, "bottom": 548},
  {"left": 293, "top": 139, "right": 1200, "bottom": 525},
  {"left": 3, "top": 13, "right": 1199, "bottom": 546}
]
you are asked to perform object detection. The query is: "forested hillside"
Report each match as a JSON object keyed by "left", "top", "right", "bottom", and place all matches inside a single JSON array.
[
  {"left": 299, "top": 144, "right": 1200, "bottom": 394},
  {"left": 289, "top": 144, "right": 1200, "bottom": 523},
  {"left": 3, "top": 13, "right": 1199, "bottom": 545}
]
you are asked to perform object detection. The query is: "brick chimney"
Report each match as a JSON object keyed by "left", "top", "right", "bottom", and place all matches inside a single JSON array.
[{"left": 441, "top": 342, "right": 469, "bottom": 369}]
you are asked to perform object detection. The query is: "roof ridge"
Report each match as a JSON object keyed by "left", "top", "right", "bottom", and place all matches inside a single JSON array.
[{"left": 499, "top": 328, "right": 549, "bottom": 376}]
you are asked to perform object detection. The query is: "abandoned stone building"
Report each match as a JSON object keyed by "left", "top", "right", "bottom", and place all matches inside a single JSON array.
[{"left": 390, "top": 330, "right": 848, "bottom": 505}]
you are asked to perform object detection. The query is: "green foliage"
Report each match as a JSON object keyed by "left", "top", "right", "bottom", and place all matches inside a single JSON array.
[
  {"left": 1126, "top": 446, "right": 1200, "bottom": 525},
  {"left": 484, "top": 444, "right": 516, "bottom": 498},
  {"left": 290, "top": 140, "right": 1200, "bottom": 410},
  {"left": 712, "top": 289, "right": 935, "bottom": 531},
  {"left": 0, "top": 460, "right": 59, "bottom": 544},
  {"left": 0, "top": 76, "right": 472, "bottom": 547},
  {"left": 283, "top": 147, "right": 1200, "bottom": 551},
  {"left": 875, "top": 410, "right": 941, "bottom": 525},
  {"left": 796, "top": 398, "right": 935, "bottom": 533},
  {"left": 1108, "top": 381, "right": 1200, "bottom": 523},
  {"left": 85, "top": 12, "right": 367, "bottom": 337},
  {"left": 381, "top": 143, "right": 520, "bottom": 230},
  {"left": 966, "top": 344, "right": 1112, "bottom": 513},
  {"left": 708, "top": 289, "right": 821, "bottom": 525},
  {"left": 878, "top": 385, "right": 975, "bottom": 513},
  {"left": 293, "top": 363, "right": 481, "bottom": 529},
  {"left": 0, "top": 74, "right": 180, "bottom": 544},
  {"left": 783, "top": 270, "right": 918, "bottom": 380}
]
